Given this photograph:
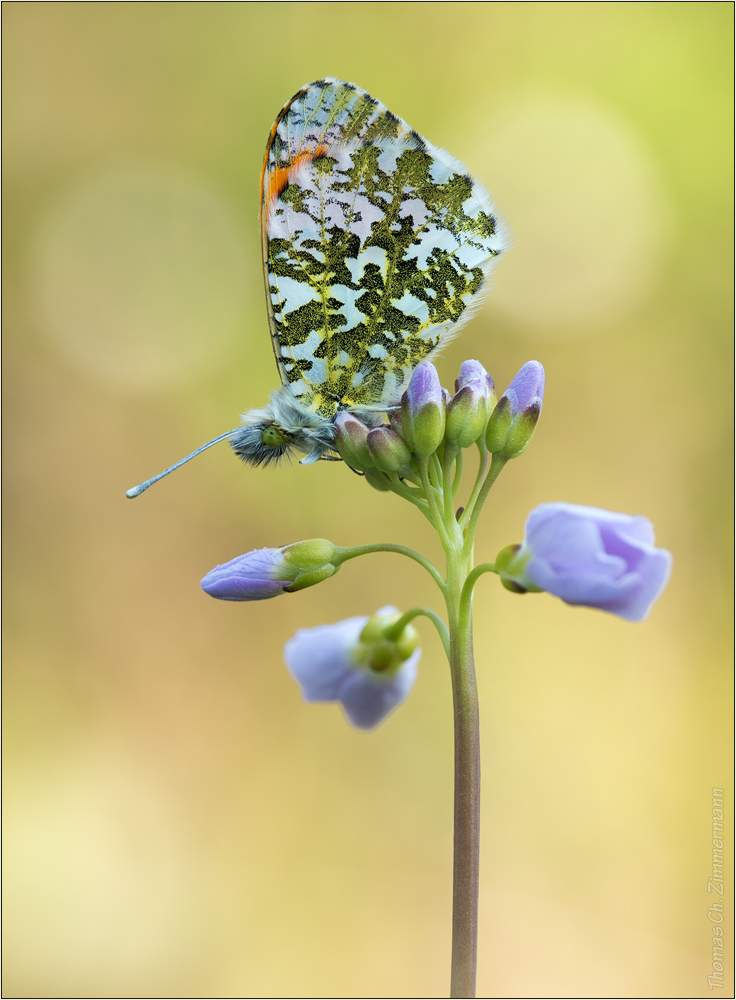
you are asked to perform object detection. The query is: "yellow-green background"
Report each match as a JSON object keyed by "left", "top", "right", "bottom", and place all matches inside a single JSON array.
[{"left": 3, "top": 3, "right": 732, "bottom": 997}]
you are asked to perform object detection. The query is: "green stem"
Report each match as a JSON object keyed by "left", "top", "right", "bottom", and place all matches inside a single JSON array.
[
  {"left": 384, "top": 475, "right": 436, "bottom": 526},
  {"left": 441, "top": 451, "right": 508, "bottom": 996},
  {"left": 336, "top": 543, "right": 446, "bottom": 591},
  {"left": 462, "top": 453, "right": 508, "bottom": 560},
  {"left": 458, "top": 442, "right": 489, "bottom": 531},
  {"left": 350, "top": 440, "right": 508, "bottom": 997},
  {"left": 445, "top": 544, "right": 480, "bottom": 999},
  {"left": 418, "top": 457, "right": 451, "bottom": 549},
  {"left": 386, "top": 477, "right": 428, "bottom": 503},
  {"left": 430, "top": 450, "right": 444, "bottom": 487},
  {"left": 460, "top": 563, "right": 498, "bottom": 612},
  {"left": 442, "top": 442, "right": 459, "bottom": 523},
  {"left": 452, "top": 449, "right": 464, "bottom": 499},
  {"left": 384, "top": 606, "right": 450, "bottom": 659}
]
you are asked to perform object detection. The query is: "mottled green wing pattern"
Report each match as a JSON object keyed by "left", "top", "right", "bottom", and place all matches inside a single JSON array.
[{"left": 261, "top": 79, "right": 507, "bottom": 419}]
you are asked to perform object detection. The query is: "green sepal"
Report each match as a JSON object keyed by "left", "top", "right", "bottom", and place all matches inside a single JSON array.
[
  {"left": 412, "top": 402, "right": 446, "bottom": 457},
  {"left": 495, "top": 542, "right": 542, "bottom": 594},
  {"left": 367, "top": 427, "right": 412, "bottom": 473},
  {"left": 285, "top": 563, "right": 338, "bottom": 592},
  {"left": 446, "top": 386, "right": 489, "bottom": 448},
  {"left": 364, "top": 470, "right": 392, "bottom": 492},
  {"left": 333, "top": 415, "right": 375, "bottom": 471},
  {"left": 278, "top": 539, "right": 341, "bottom": 592},
  {"left": 282, "top": 538, "right": 337, "bottom": 570},
  {"left": 494, "top": 543, "right": 522, "bottom": 574},
  {"left": 355, "top": 612, "right": 419, "bottom": 675},
  {"left": 503, "top": 402, "right": 541, "bottom": 459},
  {"left": 485, "top": 396, "right": 512, "bottom": 453}
]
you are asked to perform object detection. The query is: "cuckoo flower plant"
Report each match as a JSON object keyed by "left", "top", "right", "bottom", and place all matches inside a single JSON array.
[
  {"left": 192, "top": 359, "right": 670, "bottom": 998},
  {"left": 196, "top": 358, "right": 671, "bottom": 996}
]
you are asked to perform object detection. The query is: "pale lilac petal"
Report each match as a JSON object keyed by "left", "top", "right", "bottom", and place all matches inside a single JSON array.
[
  {"left": 283, "top": 607, "right": 420, "bottom": 729},
  {"left": 405, "top": 363, "right": 442, "bottom": 410},
  {"left": 338, "top": 651, "right": 420, "bottom": 730},
  {"left": 504, "top": 361, "right": 545, "bottom": 415},
  {"left": 201, "top": 548, "right": 289, "bottom": 600},
  {"left": 455, "top": 360, "right": 494, "bottom": 394},
  {"left": 522, "top": 502, "right": 672, "bottom": 622},
  {"left": 284, "top": 617, "right": 365, "bottom": 701}
]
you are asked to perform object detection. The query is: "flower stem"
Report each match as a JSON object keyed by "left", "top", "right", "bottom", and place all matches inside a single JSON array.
[
  {"left": 418, "top": 458, "right": 451, "bottom": 549},
  {"left": 460, "top": 563, "right": 498, "bottom": 609},
  {"left": 462, "top": 453, "right": 508, "bottom": 561},
  {"left": 446, "top": 549, "right": 480, "bottom": 999},
  {"left": 458, "top": 442, "right": 489, "bottom": 531},
  {"left": 336, "top": 542, "right": 446, "bottom": 591},
  {"left": 385, "top": 607, "right": 450, "bottom": 659},
  {"left": 442, "top": 449, "right": 507, "bottom": 997},
  {"left": 348, "top": 436, "right": 508, "bottom": 997}
]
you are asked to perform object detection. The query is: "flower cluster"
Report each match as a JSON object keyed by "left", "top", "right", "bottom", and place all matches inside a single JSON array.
[
  {"left": 333, "top": 358, "right": 545, "bottom": 485},
  {"left": 200, "top": 358, "right": 672, "bottom": 729}
]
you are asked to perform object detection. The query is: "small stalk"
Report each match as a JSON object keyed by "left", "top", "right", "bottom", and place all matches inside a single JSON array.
[{"left": 446, "top": 547, "right": 480, "bottom": 998}]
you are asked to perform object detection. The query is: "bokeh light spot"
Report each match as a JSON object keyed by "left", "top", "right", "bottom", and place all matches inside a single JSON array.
[
  {"left": 32, "top": 167, "right": 250, "bottom": 390},
  {"left": 460, "top": 95, "right": 672, "bottom": 335}
]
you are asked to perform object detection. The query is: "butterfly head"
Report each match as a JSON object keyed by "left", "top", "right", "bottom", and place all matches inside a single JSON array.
[{"left": 230, "top": 387, "right": 338, "bottom": 467}]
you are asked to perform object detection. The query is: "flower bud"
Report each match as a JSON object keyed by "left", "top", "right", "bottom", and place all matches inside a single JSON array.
[
  {"left": 486, "top": 361, "right": 545, "bottom": 458},
  {"left": 333, "top": 412, "right": 374, "bottom": 471},
  {"left": 364, "top": 469, "right": 391, "bottom": 492},
  {"left": 201, "top": 539, "right": 339, "bottom": 601},
  {"left": 366, "top": 426, "right": 412, "bottom": 473},
  {"left": 401, "top": 363, "right": 446, "bottom": 458},
  {"left": 446, "top": 360, "right": 495, "bottom": 448}
]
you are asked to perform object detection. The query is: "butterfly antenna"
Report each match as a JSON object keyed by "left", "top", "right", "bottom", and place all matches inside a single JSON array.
[{"left": 125, "top": 429, "right": 240, "bottom": 498}]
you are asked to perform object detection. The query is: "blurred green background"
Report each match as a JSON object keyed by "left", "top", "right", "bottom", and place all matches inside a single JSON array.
[{"left": 3, "top": 3, "right": 732, "bottom": 997}]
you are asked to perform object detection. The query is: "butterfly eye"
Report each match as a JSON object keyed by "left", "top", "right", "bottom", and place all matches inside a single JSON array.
[{"left": 261, "top": 424, "right": 289, "bottom": 448}]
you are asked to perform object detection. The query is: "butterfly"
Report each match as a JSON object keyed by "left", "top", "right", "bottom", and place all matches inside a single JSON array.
[{"left": 127, "top": 78, "right": 507, "bottom": 497}]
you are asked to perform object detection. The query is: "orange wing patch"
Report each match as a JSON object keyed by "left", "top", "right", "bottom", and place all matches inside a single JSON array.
[{"left": 262, "top": 147, "right": 329, "bottom": 212}]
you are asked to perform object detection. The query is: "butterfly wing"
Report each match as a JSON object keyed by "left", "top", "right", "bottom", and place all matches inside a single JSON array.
[{"left": 260, "top": 78, "right": 507, "bottom": 420}]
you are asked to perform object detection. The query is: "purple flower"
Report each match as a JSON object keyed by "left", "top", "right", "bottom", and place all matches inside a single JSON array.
[
  {"left": 486, "top": 361, "right": 545, "bottom": 458},
  {"left": 401, "top": 363, "right": 446, "bottom": 457},
  {"left": 284, "top": 607, "right": 421, "bottom": 729},
  {"left": 201, "top": 539, "right": 339, "bottom": 601},
  {"left": 500, "top": 503, "right": 672, "bottom": 622}
]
